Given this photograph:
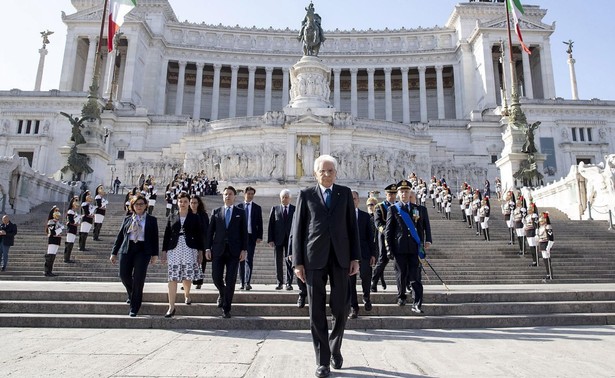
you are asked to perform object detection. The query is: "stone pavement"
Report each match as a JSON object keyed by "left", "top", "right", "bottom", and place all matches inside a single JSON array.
[{"left": 1, "top": 325, "right": 615, "bottom": 377}]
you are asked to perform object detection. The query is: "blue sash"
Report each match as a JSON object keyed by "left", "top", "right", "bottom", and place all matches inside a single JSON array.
[{"left": 394, "top": 202, "right": 421, "bottom": 248}]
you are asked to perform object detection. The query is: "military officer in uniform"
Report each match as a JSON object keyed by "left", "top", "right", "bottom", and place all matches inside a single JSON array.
[{"left": 370, "top": 183, "right": 397, "bottom": 292}]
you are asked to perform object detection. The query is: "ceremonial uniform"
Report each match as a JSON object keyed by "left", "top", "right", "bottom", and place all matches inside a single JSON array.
[
  {"left": 45, "top": 207, "right": 63, "bottom": 277},
  {"left": 537, "top": 212, "right": 555, "bottom": 280},
  {"left": 63, "top": 198, "right": 80, "bottom": 263},
  {"left": 93, "top": 185, "right": 108, "bottom": 241},
  {"left": 79, "top": 191, "right": 94, "bottom": 251},
  {"left": 370, "top": 183, "right": 397, "bottom": 292},
  {"left": 524, "top": 204, "right": 540, "bottom": 266}
]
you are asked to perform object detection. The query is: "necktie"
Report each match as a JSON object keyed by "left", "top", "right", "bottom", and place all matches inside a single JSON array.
[
  {"left": 225, "top": 207, "right": 231, "bottom": 228},
  {"left": 325, "top": 188, "right": 331, "bottom": 208},
  {"left": 245, "top": 203, "right": 251, "bottom": 233},
  {"left": 283, "top": 206, "right": 288, "bottom": 221}
]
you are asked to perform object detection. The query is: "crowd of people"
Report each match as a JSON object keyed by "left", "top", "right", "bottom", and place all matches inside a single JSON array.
[{"left": 30, "top": 156, "right": 559, "bottom": 377}]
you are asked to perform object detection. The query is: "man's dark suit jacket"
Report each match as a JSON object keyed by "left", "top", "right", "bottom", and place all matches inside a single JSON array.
[
  {"left": 162, "top": 212, "right": 204, "bottom": 251},
  {"left": 357, "top": 209, "right": 377, "bottom": 260},
  {"left": 236, "top": 202, "right": 263, "bottom": 240},
  {"left": 206, "top": 206, "right": 248, "bottom": 258},
  {"left": 385, "top": 203, "right": 432, "bottom": 256},
  {"left": 267, "top": 204, "right": 295, "bottom": 248},
  {"left": 0, "top": 222, "right": 17, "bottom": 246},
  {"left": 112, "top": 214, "right": 159, "bottom": 256},
  {"left": 292, "top": 184, "right": 360, "bottom": 270}
]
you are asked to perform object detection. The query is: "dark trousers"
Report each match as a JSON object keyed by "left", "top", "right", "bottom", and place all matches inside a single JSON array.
[
  {"left": 239, "top": 234, "right": 257, "bottom": 285},
  {"left": 273, "top": 244, "right": 287, "bottom": 286},
  {"left": 306, "top": 252, "right": 350, "bottom": 366},
  {"left": 119, "top": 242, "right": 152, "bottom": 315},
  {"left": 371, "top": 245, "right": 389, "bottom": 286},
  {"left": 394, "top": 253, "right": 423, "bottom": 307},
  {"left": 297, "top": 277, "right": 307, "bottom": 299},
  {"left": 212, "top": 245, "right": 240, "bottom": 313},
  {"left": 0, "top": 244, "right": 10, "bottom": 269},
  {"left": 350, "top": 258, "right": 373, "bottom": 309},
  {"left": 285, "top": 254, "right": 295, "bottom": 286}
]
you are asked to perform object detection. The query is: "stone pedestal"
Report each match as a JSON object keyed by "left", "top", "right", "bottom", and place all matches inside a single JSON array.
[
  {"left": 286, "top": 56, "right": 332, "bottom": 110},
  {"left": 496, "top": 123, "right": 546, "bottom": 190}
]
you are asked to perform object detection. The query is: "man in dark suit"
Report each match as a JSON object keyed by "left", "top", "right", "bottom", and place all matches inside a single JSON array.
[
  {"left": 237, "top": 186, "right": 263, "bottom": 290},
  {"left": 110, "top": 195, "right": 159, "bottom": 317},
  {"left": 385, "top": 180, "right": 432, "bottom": 314},
  {"left": 0, "top": 215, "right": 17, "bottom": 271},
  {"left": 267, "top": 189, "right": 296, "bottom": 290},
  {"left": 370, "top": 183, "right": 397, "bottom": 292},
  {"left": 292, "top": 154, "right": 360, "bottom": 378},
  {"left": 348, "top": 191, "right": 377, "bottom": 319},
  {"left": 205, "top": 186, "right": 248, "bottom": 318}
]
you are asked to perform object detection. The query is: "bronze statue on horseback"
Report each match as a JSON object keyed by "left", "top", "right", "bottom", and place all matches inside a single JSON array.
[{"left": 298, "top": 2, "right": 325, "bottom": 56}]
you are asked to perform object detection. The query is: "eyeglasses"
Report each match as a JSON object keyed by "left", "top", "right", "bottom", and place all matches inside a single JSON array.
[
  {"left": 367, "top": 204, "right": 375, "bottom": 207},
  {"left": 134, "top": 202, "right": 147, "bottom": 206}
]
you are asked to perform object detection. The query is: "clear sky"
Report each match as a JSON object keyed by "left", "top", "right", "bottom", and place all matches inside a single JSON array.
[{"left": 1, "top": 0, "right": 613, "bottom": 101}]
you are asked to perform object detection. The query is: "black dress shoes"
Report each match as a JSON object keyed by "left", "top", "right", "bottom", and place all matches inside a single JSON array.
[
  {"left": 315, "top": 365, "right": 330, "bottom": 377},
  {"left": 397, "top": 298, "right": 406, "bottom": 306},
  {"left": 129, "top": 311, "right": 137, "bottom": 317},
  {"left": 245, "top": 284, "right": 252, "bottom": 291},
  {"left": 126, "top": 298, "right": 131, "bottom": 304},
  {"left": 221, "top": 311, "right": 231, "bottom": 319},
  {"left": 297, "top": 296, "right": 306, "bottom": 308},
  {"left": 164, "top": 308, "right": 176, "bottom": 318},
  {"left": 370, "top": 284, "right": 377, "bottom": 293},
  {"left": 331, "top": 354, "right": 343, "bottom": 369},
  {"left": 348, "top": 308, "right": 358, "bottom": 319},
  {"left": 275, "top": 284, "right": 283, "bottom": 290},
  {"left": 363, "top": 299, "right": 373, "bottom": 312},
  {"left": 217, "top": 295, "right": 224, "bottom": 308},
  {"left": 285, "top": 285, "right": 293, "bottom": 291}
]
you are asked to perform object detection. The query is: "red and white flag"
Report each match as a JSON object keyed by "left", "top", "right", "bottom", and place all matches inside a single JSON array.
[
  {"left": 108, "top": 0, "right": 136, "bottom": 52},
  {"left": 507, "top": 0, "right": 531, "bottom": 54}
]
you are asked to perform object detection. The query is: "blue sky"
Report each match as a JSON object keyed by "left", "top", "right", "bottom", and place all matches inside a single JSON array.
[{"left": 1, "top": 0, "right": 612, "bottom": 101}]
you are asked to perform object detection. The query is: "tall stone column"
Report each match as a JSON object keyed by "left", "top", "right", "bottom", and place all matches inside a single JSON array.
[
  {"left": 384, "top": 67, "right": 392, "bottom": 121},
  {"left": 82, "top": 36, "right": 98, "bottom": 91},
  {"left": 175, "top": 60, "right": 187, "bottom": 116},
  {"left": 120, "top": 36, "right": 137, "bottom": 103},
  {"left": 103, "top": 50, "right": 115, "bottom": 98},
  {"left": 350, "top": 68, "right": 358, "bottom": 117},
  {"left": 282, "top": 67, "right": 290, "bottom": 106},
  {"left": 435, "top": 65, "right": 445, "bottom": 119},
  {"left": 539, "top": 40, "right": 556, "bottom": 99},
  {"left": 156, "top": 58, "right": 169, "bottom": 115},
  {"left": 333, "top": 68, "right": 341, "bottom": 110},
  {"left": 418, "top": 65, "right": 427, "bottom": 123},
  {"left": 567, "top": 54, "right": 578, "bottom": 100},
  {"left": 367, "top": 68, "right": 375, "bottom": 119},
  {"left": 247, "top": 65, "right": 256, "bottom": 116},
  {"left": 401, "top": 67, "right": 410, "bottom": 124},
  {"left": 453, "top": 64, "right": 463, "bottom": 119},
  {"left": 211, "top": 63, "right": 221, "bottom": 120},
  {"left": 34, "top": 48, "right": 48, "bottom": 91},
  {"left": 521, "top": 51, "right": 534, "bottom": 99},
  {"left": 59, "top": 34, "right": 78, "bottom": 91},
  {"left": 264, "top": 66, "right": 273, "bottom": 112},
  {"left": 193, "top": 62, "right": 204, "bottom": 119},
  {"left": 229, "top": 65, "right": 239, "bottom": 117}
]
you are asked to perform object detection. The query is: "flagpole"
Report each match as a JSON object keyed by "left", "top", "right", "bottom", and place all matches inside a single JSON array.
[
  {"left": 82, "top": 0, "right": 108, "bottom": 122},
  {"left": 505, "top": 0, "right": 527, "bottom": 129}
]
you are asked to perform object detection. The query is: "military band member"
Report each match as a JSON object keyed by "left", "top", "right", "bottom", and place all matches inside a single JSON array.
[
  {"left": 525, "top": 202, "right": 540, "bottom": 266},
  {"left": 79, "top": 190, "right": 95, "bottom": 251},
  {"left": 165, "top": 184, "right": 173, "bottom": 217},
  {"left": 502, "top": 190, "right": 516, "bottom": 245},
  {"left": 428, "top": 177, "right": 437, "bottom": 208},
  {"left": 63, "top": 198, "right": 80, "bottom": 263},
  {"left": 471, "top": 189, "right": 482, "bottom": 235},
  {"left": 513, "top": 196, "right": 527, "bottom": 254},
  {"left": 370, "top": 183, "right": 397, "bottom": 292},
  {"left": 45, "top": 206, "right": 63, "bottom": 277},
  {"left": 479, "top": 197, "right": 491, "bottom": 241},
  {"left": 443, "top": 187, "right": 453, "bottom": 220},
  {"left": 385, "top": 180, "right": 432, "bottom": 313},
  {"left": 92, "top": 184, "right": 108, "bottom": 241},
  {"left": 463, "top": 186, "right": 473, "bottom": 228},
  {"left": 147, "top": 183, "right": 158, "bottom": 215},
  {"left": 537, "top": 212, "right": 555, "bottom": 280},
  {"left": 458, "top": 182, "right": 468, "bottom": 221}
]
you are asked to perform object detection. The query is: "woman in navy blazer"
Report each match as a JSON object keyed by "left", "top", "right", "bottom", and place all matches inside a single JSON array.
[
  {"left": 110, "top": 195, "right": 159, "bottom": 317},
  {"left": 161, "top": 192, "right": 204, "bottom": 317}
]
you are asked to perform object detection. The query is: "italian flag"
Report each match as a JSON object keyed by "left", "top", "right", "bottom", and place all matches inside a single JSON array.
[
  {"left": 108, "top": 0, "right": 137, "bottom": 52},
  {"left": 507, "top": 0, "right": 531, "bottom": 54}
]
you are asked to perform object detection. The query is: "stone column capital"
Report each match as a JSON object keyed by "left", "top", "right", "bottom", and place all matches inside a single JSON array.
[
  {"left": 248, "top": 65, "right": 257, "bottom": 72},
  {"left": 435, "top": 64, "right": 443, "bottom": 72},
  {"left": 195, "top": 62, "right": 205, "bottom": 69},
  {"left": 231, "top": 64, "right": 240, "bottom": 71},
  {"left": 349, "top": 68, "right": 358, "bottom": 75},
  {"left": 332, "top": 68, "right": 341, "bottom": 74},
  {"left": 213, "top": 63, "right": 222, "bottom": 71},
  {"left": 366, "top": 67, "right": 376, "bottom": 74},
  {"left": 418, "top": 65, "right": 426, "bottom": 73},
  {"left": 383, "top": 67, "right": 392, "bottom": 74},
  {"left": 178, "top": 60, "right": 187, "bottom": 67},
  {"left": 265, "top": 66, "right": 274, "bottom": 73},
  {"left": 400, "top": 66, "right": 409, "bottom": 74}
]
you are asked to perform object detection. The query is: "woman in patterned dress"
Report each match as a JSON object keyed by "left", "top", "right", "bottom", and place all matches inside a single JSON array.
[{"left": 161, "top": 192, "right": 204, "bottom": 317}]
